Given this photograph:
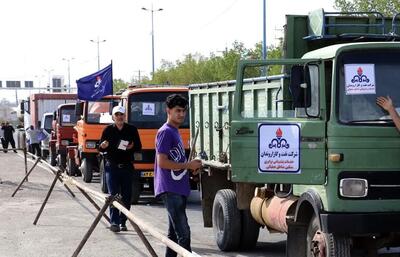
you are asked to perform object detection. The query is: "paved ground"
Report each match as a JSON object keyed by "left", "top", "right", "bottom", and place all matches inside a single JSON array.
[{"left": 0, "top": 152, "right": 286, "bottom": 257}]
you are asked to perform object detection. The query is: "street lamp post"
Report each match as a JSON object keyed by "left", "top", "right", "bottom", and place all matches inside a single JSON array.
[
  {"left": 44, "top": 68, "right": 54, "bottom": 92},
  {"left": 142, "top": 5, "right": 163, "bottom": 77},
  {"left": 90, "top": 37, "right": 106, "bottom": 70},
  {"left": 62, "top": 58, "right": 75, "bottom": 93}
]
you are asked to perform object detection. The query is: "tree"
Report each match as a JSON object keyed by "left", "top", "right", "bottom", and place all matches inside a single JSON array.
[
  {"left": 334, "top": 0, "right": 400, "bottom": 16},
  {"left": 113, "top": 79, "right": 129, "bottom": 94},
  {"left": 147, "top": 41, "right": 283, "bottom": 85}
]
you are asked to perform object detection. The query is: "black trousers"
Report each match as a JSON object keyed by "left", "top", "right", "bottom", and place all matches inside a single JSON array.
[
  {"left": 3, "top": 137, "right": 15, "bottom": 152},
  {"left": 30, "top": 143, "right": 41, "bottom": 157}
]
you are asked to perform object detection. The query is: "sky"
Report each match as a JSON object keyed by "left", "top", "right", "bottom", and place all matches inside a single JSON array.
[{"left": 0, "top": 0, "right": 336, "bottom": 102}]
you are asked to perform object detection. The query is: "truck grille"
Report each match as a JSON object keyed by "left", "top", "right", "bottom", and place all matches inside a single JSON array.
[{"left": 339, "top": 171, "right": 400, "bottom": 200}]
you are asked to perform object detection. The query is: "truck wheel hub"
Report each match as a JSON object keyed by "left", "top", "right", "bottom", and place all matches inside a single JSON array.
[{"left": 311, "top": 230, "right": 326, "bottom": 257}]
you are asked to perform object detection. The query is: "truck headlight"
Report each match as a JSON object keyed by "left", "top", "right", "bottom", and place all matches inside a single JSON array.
[
  {"left": 85, "top": 141, "right": 97, "bottom": 149},
  {"left": 61, "top": 140, "right": 70, "bottom": 146},
  {"left": 340, "top": 178, "right": 368, "bottom": 198}
]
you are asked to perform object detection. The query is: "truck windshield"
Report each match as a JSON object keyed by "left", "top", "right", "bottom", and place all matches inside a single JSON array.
[
  {"left": 60, "top": 107, "right": 77, "bottom": 126},
  {"left": 43, "top": 115, "right": 53, "bottom": 133},
  {"left": 128, "top": 91, "right": 189, "bottom": 129},
  {"left": 338, "top": 50, "right": 400, "bottom": 124},
  {"left": 86, "top": 100, "right": 114, "bottom": 124}
]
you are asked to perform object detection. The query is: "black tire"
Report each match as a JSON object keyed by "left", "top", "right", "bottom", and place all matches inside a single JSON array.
[
  {"left": 49, "top": 148, "right": 57, "bottom": 166},
  {"left": 100, "top": 159, "right": 108, "bottom": 193},
  {"left": 240, "top": 209, "right": 260, "bottom": 250},
  {"left": 81, "top": 158, "right": 93, "bottom": 183},
  {"left": 58, "top": 154, "right": 67, "bottom": 169},
  {"left": 67, "top": 157, "right": 79, "bottom": 176},
  {"left": 131, "top": 174, "right": 141, "bottom": 204},
  {"left": 307, "top": 214, "right": 351, "bottom": 257},
  {"left": 41, "top": 149, "right": 49, "bottom": 160},
  {"left": 212, "top": 189, "right": 242, "bottom": 251}
]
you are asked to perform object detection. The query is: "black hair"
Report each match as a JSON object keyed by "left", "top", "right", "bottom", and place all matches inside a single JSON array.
[{"left": 165, "top": 94, "right": 188, "bottom": 109}]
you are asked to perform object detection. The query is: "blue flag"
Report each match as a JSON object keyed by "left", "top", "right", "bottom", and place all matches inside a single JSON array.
[{"left": 77, "top": 64, "right": 113, "bottom": 100}]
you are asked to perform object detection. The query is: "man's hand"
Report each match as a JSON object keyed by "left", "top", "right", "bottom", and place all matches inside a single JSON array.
[
  {"left": 186, "top": 159, "right": 202, "bottom": 174},
  {"left": 100, "top": 140, "right": 109, "bottom": 149},
  {"left": 126, "top": 141, "right": 134, "bottom": 150},
  {"left": 377, "top": 96, "right": 395, "bottom": 112}
]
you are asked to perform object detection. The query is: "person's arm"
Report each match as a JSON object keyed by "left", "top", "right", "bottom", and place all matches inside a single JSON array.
[
  {"left": 98, "top": 127, "right": 110, "bottom": 152},
  {"left": 157, "top": 153, "right": 202, "bottom": 171},
  {"left": 127, "top": 126, "right": 142, "bottom": 151},
  {"left": 377, "top": 96, "right": 400, "bottom": 132}
]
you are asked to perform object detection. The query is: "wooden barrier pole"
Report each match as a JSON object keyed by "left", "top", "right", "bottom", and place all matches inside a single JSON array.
[
  {"left": 76, "top": 187, "right": 110, "bottom": 223},
  {"left": 71, "top": 195, "right": 115, "bottom": 257},
  {"left": 33, "top": 170, "right": 61, "bottom": 225},
  {"left": 70, "top": 178, "right": 200, "bottom": 257},
  {"left": 11, "top": 157, "right": 41, "bottom": 197}
]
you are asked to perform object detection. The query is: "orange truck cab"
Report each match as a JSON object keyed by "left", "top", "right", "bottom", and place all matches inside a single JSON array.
[
  {"left": 69, "top": 95, "right": 120, "bottom": 180},
  {"left": 49, "top": 103, "right": 78, "bottom": 170},
  {"left": 119, "top": 86, "right": 191, "bottom": 204}
]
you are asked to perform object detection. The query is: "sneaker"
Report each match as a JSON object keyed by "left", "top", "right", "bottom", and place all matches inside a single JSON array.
[
  {"left": 110, "top": 224, "right": 120, "bottom": 233},
  {"left": 120, "top": 225, "right": 128, "bottom": 231}
]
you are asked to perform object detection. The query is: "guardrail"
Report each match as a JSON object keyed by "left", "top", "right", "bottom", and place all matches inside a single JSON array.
[{"left": 11, "top": 151, "right": 201, "bottom": 257}]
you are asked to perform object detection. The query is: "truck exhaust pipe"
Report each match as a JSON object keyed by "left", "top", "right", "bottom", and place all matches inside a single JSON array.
[{"left": 250, "top": 187, "right": 297, "bottom": 233}]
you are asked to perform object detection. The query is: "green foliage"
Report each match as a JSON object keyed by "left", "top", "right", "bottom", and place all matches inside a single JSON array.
[
  {"left": 113, "top": 79, "right": 129, "bottom": 94},
  {"left": 148, "top": 41, "right": 283, "bottom": 85},
  {"left": 334, "top": 0, "right": 400, "bottom": 16}
]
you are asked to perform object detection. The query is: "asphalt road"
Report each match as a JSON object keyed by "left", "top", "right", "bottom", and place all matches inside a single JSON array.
[{"left": 0, "top": 152, "right": 286, "bottom": 257}]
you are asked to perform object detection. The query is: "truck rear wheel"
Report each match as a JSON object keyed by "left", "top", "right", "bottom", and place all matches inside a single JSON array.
[
  {"left": 81, "top": 158, "right": 93, "bottom": 183},
  {"left": 99, "top": 159, "right": 108, "bottom": 193},
  {"left": 212, "top": 189, "right": 241, "bottom": 251},
  {"left": 307, "top": 214, "right": 351, "bottom": 257},
  {"left": 240, "top": 209, "right": 260, "bottom": 250}
]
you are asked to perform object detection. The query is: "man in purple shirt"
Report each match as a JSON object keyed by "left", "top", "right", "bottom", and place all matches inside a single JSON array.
[{"left": 155, "top": 94, "right": 202, "bottom": 257}]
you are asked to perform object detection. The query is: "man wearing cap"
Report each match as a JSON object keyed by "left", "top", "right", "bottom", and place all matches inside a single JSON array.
[{"left": 99, "top": 105, "right": 142, "bottom": 232}]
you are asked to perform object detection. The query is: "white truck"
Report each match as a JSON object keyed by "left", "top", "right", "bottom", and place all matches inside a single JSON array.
[{"left": 20, "top": 93, "right": 77, "bottom": 150}]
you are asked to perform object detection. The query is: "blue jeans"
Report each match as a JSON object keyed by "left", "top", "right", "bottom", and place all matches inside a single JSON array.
[
  {"left": 105, "top": 162, "right": 134, "bottom": 226},
  {"left": 161, "top": 192, "right": 191, "bottom": 257}
]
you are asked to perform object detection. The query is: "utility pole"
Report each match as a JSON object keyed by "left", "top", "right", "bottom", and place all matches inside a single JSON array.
[
  {"left": 62, "top": 58, "right": 75, "bottom": 93},
  {"left": 90, "top": 37, "right": 106, "bottom": 70},
  {"left": 142, "top": 5, "right": 163, "bottom": 77}
]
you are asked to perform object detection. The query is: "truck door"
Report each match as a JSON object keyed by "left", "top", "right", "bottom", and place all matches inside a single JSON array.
[{"left": 230, "top": 59, "right": 327, "bottom": 185}]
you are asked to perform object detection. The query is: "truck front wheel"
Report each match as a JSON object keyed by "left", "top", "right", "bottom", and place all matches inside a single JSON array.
[
  {"left": 81, "top": 158, "right": 93, "bottom": 183},
  {"left": 307, "top": 214, "right": 351, "bottom": 257},
  {"left": 99, "top": 159, "right": 108, "bottom": 193},
  {"left": 67, "top": 157, "right": 80, "bottom": 176},
  {"left": 131, "top": 173, "right": 141, "bottom": 204},
  {"left": 240, "top": 209, "right": 260, "bottom": 250},
  {"left": 212, "top": 189, "right": 241, "bottom": 251},
  {"left": 49, "top": 147, "right": 57, "bottom": 166}
]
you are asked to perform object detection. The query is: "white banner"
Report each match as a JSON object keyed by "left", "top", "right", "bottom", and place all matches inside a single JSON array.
[
  {"left": 258, "top": 124, "right": 300, "bottom": 173},
  {"left": 344, "top": 64, "right": 376, "bottom": 95}
]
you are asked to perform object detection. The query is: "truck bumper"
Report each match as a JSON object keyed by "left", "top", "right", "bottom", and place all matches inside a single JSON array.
[{"left": 320, "top": 212, "right": 400, "bottom": 234}]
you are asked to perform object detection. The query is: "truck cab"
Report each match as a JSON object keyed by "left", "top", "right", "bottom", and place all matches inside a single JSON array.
[
  {"left": 49, "top": 103, "right": 78, "bottom": 169},
  {"left": 191, "top": 9, "right": 400, "bottom": 256},
  {"left": 71, "top": 95, "right": 120, "bottom": 180},
  {"left": 40, "top": 112, "right": 53, "bottom": 158},
  {"left": 120, "top": 86, "right": 191, "bottom": 204}
]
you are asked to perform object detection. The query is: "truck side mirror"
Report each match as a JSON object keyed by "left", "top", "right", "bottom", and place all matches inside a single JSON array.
[
  {"left": 20, "top": 101, "right": 24, "bottom": 114},
  {"left": 289, "top": 65, "right": 311, "bottom": 108},
  {"left": 53, "top": 111, "right": 57, "bottom": 120},
  {"left": 75, "top": 102, "right": 84, "bottom": 117},
  {"left": 109, "top": 100, "right": 119, "bottom": 115}
]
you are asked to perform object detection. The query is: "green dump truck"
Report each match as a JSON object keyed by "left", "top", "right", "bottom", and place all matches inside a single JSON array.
[{"left": 189, "top": 9, "right": 400, "bottom": 256}]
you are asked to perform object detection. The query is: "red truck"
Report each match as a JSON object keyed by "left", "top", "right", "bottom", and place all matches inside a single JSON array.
[{"left": 49, "top": 103, "right": 78, "bottom": 173}]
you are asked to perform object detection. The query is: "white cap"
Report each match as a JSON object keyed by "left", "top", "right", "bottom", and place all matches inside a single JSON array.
[{"left": 112, "top": 105, "right": 126, "bottom": 115}]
